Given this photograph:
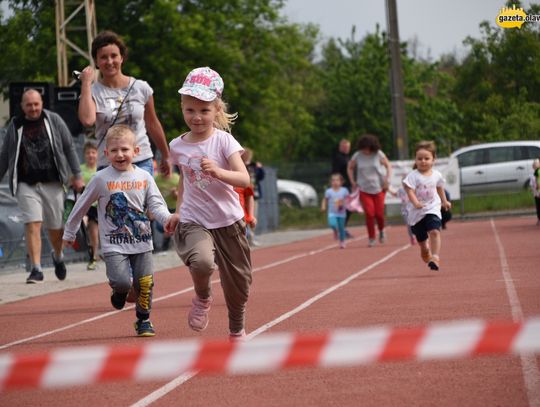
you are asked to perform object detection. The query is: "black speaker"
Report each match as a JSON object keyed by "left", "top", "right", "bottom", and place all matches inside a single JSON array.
[
  {"left": 9, "top": 82, "right": 55, "bottom": 118},
  {"left": 54, "top": 86, "right": 83, "bottom": 136}
]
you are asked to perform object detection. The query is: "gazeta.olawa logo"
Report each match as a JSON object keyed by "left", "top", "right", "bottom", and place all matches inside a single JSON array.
[{"left": 496, "top": 4, "right": 540, "bottom": 29}]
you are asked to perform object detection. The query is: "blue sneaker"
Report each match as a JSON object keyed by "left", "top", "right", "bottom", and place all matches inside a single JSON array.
[{"left": 135, "top": 319, "right": 155, "bottom": 337}]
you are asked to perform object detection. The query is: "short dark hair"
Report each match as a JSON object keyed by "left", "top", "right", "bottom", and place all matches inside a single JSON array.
[
  {"left": 91, "top": 31, "right": 128, "bottom": 64},
  {"left": 83, "top": 141, "right": 97, "bottom": 153},
  {"left": 356, "top": 134, "right": 381, "bottom": 153}
]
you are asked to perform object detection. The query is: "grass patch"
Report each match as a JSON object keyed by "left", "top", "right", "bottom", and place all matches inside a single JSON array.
[
  {"left": 278, "top": 205, "right": 326, "bottom": 230},
  {"left": 459, "top": 190, "right": 534, "bottom": 213},
  {"left": 279, "top": 191, "right": 535, "bottom": 230}
]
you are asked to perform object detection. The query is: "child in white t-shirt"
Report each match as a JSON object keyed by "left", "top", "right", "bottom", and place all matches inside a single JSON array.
[
  {"left": 166, "top": 67, "right": 252, "bottom": 342},
  {"left": 63, "top": 125, "right": 172, "bottom": 337},
  {"left": 403, "top": 141, "right": 451, "bottom": 271}
]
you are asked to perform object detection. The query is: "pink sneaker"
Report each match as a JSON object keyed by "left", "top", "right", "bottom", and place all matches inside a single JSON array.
[
  {"left": 339, "top": 241, "right": 346, "bottom": 249},
  {"left": 188, "top": 296, "right": 213, "bottom": 332},
  {"left": 229, "top": 329, "right": 246, "bottom": 343}
]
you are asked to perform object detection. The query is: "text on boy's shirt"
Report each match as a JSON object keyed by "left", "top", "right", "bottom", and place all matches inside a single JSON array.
[{"left": 107, "top": 180, "right": 148, "bottom": 191}]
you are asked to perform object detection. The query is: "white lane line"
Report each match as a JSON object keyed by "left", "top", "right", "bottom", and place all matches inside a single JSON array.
[
  {"left": 490, "top": 219, "right": 540, "bottom": 407},
  {"left": 130, "top": 244, "right": 410, "bottom": 407},
  {"left": 0, "top": 235, "right": 365, "bottom": 350}
]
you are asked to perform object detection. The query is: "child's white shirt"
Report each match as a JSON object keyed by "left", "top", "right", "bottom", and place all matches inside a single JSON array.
[
  {"left": 324, "top": 186, "right": 349, "bottom": 217},
  {"left": 402, "top": 169, "right": 445, "bottom": 226},
  {"left": 63, "top": 166, "right": 171, "bottom": 254},
  {"left": 169, "top": 128, "right": 245, "bottom": 229}
]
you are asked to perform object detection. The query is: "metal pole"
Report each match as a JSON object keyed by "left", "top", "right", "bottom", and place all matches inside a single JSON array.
[
  {"left": 55, "top": 0, "right": 68, "bottom": 86},
  {"left": 386, "top": 0, "right": 409, "bottom": 159}
]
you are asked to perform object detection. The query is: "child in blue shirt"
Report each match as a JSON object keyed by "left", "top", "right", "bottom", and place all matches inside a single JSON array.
[{"left": 321, "top": 173, "right": 349, "bottom": 249}]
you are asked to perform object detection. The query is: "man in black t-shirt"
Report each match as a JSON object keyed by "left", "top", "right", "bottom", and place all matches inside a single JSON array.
[
  {"left": 0, "top": 89, "right": 84, "bottom": 283},
  {"left": 331, "top": 139, "right": 352, "bottom": 191}
]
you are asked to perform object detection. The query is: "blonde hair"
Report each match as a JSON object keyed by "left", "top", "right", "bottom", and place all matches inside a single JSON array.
[
  {"left": 181, "top": 96, "right": 237, "bottom": 133},
  {"left": 105, "top": 124, "right": 136, "bottom": 147},
  {"left": 242, "top": 147, "right": 253, "bottom": 163},
  {"left": 214, "top": 98, "right": 237, "bottom": 133}
]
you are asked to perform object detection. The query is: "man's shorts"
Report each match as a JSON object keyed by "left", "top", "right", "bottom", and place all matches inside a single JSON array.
[
  {"left": 410, "top": 214, "right": 442, "bottom": 243},
  {"left": 16, "top": 182, "right": 64, "bottom": 229},
  {"left": 87, "top": 206, "right": 98, "bottom": 223}
]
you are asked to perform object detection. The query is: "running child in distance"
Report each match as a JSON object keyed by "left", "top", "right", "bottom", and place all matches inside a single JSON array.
[
  {"left": 166, "top": 67, "right": 252, "bottom": 342},
  {"left": 402, "top": 141, "right": 451, "bottom": 271},
  {"left": 63, "top": 125, "right": 172, "bottom": 337},
  {"left": 321, "top": 173, "right": 349, "bottom": 249}
]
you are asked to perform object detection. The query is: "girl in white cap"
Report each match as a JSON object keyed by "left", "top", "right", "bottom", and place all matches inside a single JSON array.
[{"left": 165, "top": 67, "right": 252, "bottom": 342}]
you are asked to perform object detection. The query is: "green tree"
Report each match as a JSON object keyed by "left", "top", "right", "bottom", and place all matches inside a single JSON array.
[
  {"left": 314, "top": 26, "right": 393, "bottom": 158},
  {"left": 314, "top": 25, "right": 462, "bottom": 160},
  {"left": 0, "top": 0, "right": 321, "bottom": 162},
  {"left": 452, "top": 2, "right": 540, "bottom": 144}
]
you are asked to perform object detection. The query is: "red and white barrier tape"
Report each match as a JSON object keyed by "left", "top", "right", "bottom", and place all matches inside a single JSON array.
[{"left": 1, "top": 317, "right": 539, "bottom": 391}]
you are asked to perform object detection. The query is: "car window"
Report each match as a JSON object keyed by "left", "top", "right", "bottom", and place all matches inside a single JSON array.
[
  {"left": 457, "top": 149, "right": 485, "bottom": 167},
  {"left": 486, "top": 147, "right": 514, "bottom": 164},
  {"left": 523, "top": 146, "right": 540, "bottom": 160}
]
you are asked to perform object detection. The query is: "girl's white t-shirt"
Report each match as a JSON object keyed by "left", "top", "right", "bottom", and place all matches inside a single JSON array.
[
  {"left": 402, "top": 169, "right": 445, "bottom": 226},
  {"left": 169, "top": 129, "right": 244, "bottom": 229}
]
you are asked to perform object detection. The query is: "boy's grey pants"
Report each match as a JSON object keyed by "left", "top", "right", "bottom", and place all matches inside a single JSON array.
[{"left": 104, "top": 251, "right": 154, "bottom": 319}]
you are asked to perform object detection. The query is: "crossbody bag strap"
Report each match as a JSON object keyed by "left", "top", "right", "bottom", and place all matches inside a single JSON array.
[{"left": 96, "top": 78, "right": 137, "bottom": 148}]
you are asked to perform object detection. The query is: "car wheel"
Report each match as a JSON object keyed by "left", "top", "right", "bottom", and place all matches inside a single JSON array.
[{"left": 279, "top": 193, "right": 301, "bottom": 208}]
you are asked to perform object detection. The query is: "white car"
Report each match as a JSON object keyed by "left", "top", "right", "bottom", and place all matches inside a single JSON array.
[
  {"left": 277, "top": 179, "right": 318, "bottom": 208},
  {"left": 451, "top": 141, "right": 540, "bottom": 194}
]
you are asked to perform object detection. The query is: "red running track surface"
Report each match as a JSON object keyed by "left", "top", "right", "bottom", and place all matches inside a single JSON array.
[{"left": 0, "top": 216, "right": 539, "bottom": 406}]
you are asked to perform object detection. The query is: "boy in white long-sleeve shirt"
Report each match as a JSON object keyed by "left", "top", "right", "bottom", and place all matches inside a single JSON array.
[{"left": 63, "top": 125, "right": 172, "bottom": 336}]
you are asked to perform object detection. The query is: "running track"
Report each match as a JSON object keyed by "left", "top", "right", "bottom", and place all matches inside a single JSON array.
[{"left": 0, "top": 216, "right": 539, "bottom": 406}]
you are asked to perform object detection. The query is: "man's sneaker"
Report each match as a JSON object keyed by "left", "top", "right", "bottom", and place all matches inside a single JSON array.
[
  {"left": 229, "top": 329, "right": 246, "bottom": 343},
  {"left": 134, "top": 319, "right": 156, "bottom": 337},
  {"left": 188, "top": 296, "right": 213, "bottom": 332},
  {"left": 420, "top": 246, "right": 431, "bottom": 263},
  {"left": 26, "top": 268, "right": 44, "bottom": 284},
  {"left": 87, "top": 259, "right": 97, "bottom": 271},
  {"left": 51, "top": 251, "right": 66, "bottom": 281},
  {"left": 379, "top": 231, "right": 386, "bottom": 244},
  {"left": 110, "top": 291, "right": 128, "bottom": 310},
  {"left": 368, "top": 239, "right": 376, "bottom": 247},
  {"left": 428, "top": 255, "right": 440, "bottom": 271}
]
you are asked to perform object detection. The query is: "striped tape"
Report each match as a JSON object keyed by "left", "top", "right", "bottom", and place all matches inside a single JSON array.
[{"left": 1, "top": 317, "right": 539, "bottom": 391}]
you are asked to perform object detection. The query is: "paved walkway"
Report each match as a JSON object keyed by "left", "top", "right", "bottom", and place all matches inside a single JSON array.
[{"left": 0, "top": 228, "right": 329, "bottom": 305}]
